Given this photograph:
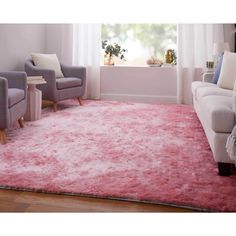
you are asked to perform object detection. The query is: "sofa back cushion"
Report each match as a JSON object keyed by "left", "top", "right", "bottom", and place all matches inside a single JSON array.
[
  {"left": 212, "top": 53, "right": 223, "bottom": 84},
  {"left": 31, "top": 53, "right": 64, "bottom": 78},
  {"left": 217, "top": 51, "right": 236, "bottom": 90}
]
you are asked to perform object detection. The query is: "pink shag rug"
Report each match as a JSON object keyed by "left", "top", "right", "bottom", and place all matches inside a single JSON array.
[{"left": 0, "top": 100, "right": 236, "bottom": 212}]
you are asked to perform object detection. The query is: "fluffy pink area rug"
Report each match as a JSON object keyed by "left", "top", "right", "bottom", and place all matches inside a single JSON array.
[{"left": 0, "top": 100, "right": 236, "bottom": 212}]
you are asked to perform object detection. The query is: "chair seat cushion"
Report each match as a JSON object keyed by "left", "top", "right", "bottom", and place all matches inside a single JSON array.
[
  {"left": 8, "top": 88, "right": 25, "bottom": 108},
  {"left": 56, "top": 77, "right": 82, "bottom": 90},
  {"left": 200, "top": 95, "right": 235, "bottom": 133}
]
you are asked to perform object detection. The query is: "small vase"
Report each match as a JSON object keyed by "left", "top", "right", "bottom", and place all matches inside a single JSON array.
[
  {"left": 164, "top": 49, "right": 174, "bottom": 64},
  {"left": 104, "top": 54, "right": 115, "bottom": 66}
]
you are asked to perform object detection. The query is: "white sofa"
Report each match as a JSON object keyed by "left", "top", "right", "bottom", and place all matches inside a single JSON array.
[{"left": 191, "top": 73, "right": 235, "bottom": 175}]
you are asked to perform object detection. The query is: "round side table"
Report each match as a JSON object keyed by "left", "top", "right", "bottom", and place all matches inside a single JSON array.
[{"left": 24, "top": 77, "right": 46, "bottom": 121}]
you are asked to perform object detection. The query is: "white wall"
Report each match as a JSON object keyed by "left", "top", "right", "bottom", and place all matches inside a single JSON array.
[
  {"left": 224, "top": 24, "right": 235, "bottom": 52},
  {"left": 0, "top": 24, "right": 46, "bottom": 71},
  {"left": 0, "top": 23, "right": 73, "bottom": 72},
  {"left": 101, "top": 66, "right": 177, "bottom": 103}
]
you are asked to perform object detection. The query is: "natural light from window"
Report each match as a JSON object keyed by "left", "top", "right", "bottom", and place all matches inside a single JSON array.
[{"left": 102, "top": 24, "right": 177, "bottom": 65}]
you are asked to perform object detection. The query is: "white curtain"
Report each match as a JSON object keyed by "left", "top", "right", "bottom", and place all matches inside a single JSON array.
[
  {"left": 73, "top": 24, "right": 101, "bottom": 99},
  {"left": 177, "top": 24, "right": 225, "bottom": 104},
  {"left": 45, "top": 24, "right": 73, "bottom": 65},
  {"left": 60, "top": 24, "right": 74, "bottom": 65}
]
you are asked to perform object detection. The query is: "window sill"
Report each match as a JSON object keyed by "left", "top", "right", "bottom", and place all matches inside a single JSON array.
[{"left": 100, "top": 65, "right": 176, "bottom": 68}]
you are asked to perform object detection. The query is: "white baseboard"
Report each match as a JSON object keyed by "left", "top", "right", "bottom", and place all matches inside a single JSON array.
[{"left": 100, "top": 93, "right": 177, "bottom": 104}]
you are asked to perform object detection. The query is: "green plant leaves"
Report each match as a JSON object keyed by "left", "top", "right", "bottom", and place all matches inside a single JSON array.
[{"left": 102, "top": 40, "right": 127, "bottom": 61}]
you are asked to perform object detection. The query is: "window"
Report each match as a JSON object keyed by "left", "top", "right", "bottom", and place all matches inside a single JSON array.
[{"left": 102, "top": 24, "right": 177, "bottom": 65}]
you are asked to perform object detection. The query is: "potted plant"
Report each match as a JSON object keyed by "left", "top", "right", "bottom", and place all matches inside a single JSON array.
[{"left": 102, "top": 40, "right": 127, "bottom": 65}]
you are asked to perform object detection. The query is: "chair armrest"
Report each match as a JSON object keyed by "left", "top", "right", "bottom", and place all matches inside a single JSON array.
[
  {"left": 61, "top": 64, "right": 86, "bottom": 84},
  {"left": 0, "top": 77, "right": 8, "bottom": 128},
  {"left": 202, "top": 72, "right": 214, "bottom": 83}
]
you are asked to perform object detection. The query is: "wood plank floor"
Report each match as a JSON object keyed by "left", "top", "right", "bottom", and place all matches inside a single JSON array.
[{"left": 0, "top": 189, "right": 195, "bottom": 212}]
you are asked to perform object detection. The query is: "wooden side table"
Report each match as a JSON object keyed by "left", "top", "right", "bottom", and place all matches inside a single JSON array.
[{"left": 24, "top": 77, "right": 46, "bottom": 121}]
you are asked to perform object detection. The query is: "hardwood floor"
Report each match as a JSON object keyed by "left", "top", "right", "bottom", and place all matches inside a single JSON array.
[{"left": 0, "top": 189, "right": 195, "bottom": 212}]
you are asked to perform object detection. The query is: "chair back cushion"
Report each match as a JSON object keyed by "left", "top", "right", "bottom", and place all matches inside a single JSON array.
[{"left": 31, "top": 53, "right": 64, "bottom": 78}]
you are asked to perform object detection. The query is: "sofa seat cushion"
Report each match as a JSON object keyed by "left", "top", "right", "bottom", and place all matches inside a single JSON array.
[
  {"left": 56, "top": 77, "right": 82, "bottom": 90},
  {"left": 8, "top": 88, "right": 24, "bottom": 108},
  {"left": 196, "top": 86, "right": 233, "bottom": 99},
  {"left": 191, "top": 81, "right": 217, "bottom": 100},
  {"left": 200, "top": 95, "right": 235, "bottom": 133}
]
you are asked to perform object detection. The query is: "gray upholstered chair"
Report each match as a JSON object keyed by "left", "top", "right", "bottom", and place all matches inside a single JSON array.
[
  {"left": 25, "top": 60, "right": 86, "bottom": 112},
  {"left": 0, "top": 72, "right": 27, "bottom": 144}
]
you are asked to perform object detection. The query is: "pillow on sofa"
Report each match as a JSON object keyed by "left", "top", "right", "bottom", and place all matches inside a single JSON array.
[
  {"left": 217, "top": 51, "right": 236, "bottom": 90},
  {"left": 212, "top": 53, "right": 223, "bottom": 84},
  {"left": 31, "top": 53, "right": 64, "bottom": 78}
]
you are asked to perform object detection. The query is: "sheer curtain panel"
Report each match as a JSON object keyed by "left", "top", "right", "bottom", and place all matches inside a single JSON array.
[
  {"left": 177, "top": 24, "right": 225, "bottom": 104},
  {"left": 73, "top": 24, "right": 101, "bottom": 99}
]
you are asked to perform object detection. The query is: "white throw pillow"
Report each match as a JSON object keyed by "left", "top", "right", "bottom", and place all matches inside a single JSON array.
[
  {"left": 31, "top": 53, "right": 64, "bottom": 78},
  {"left": 217, "top": 51, "right": 236, "bottom": 90}
]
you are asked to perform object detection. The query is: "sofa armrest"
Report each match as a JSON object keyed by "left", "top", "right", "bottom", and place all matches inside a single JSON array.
[
  {"left": 232, "top": 80, "right": 236, "bottom": 114},
  {"left": 202, "top": 72, "right": 214, "bottom": 83},
  {"left": 0, "top": 77, "right": 8, "bottom": 129},
  {"left": 61, "top": 64, "right": 86, "bottom": 85}
]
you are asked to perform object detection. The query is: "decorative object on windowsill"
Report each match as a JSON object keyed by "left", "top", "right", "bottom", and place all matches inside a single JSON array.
[
  {"left": 164, "top": 49, "right": 177, "bottom": 65},
  {"left": 102, "top": 40, "right": 127, "bottom": 66},
  {"left": 146, "top": 56, "right": 163, "bottom": 67},
  {"left": 206, "top": 61, "right": 214, "bottom": 69},
  {"left": 204, "top": 61, "right": 215, "bottom": 73},
  {"left": 104, "top": 54, "right": 115, "bottom": 66}
]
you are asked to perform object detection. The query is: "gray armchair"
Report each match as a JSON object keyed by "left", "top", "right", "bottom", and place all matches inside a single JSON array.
[
  {"left": 0, "top": 72, "right": 27, "bottom": 144},
  {"left": 25, "top": 60, "right": 86, "bottom": 112}
]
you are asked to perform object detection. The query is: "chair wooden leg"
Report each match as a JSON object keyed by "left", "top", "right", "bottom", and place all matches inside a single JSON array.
[
  {"left": 0, "top": 129, "right": 6, "bottom": 145},
  {"left": 53, "top": 102, "right": 58, "bottom": 112},
  {"left": 18, "top": 117, "right": 24, "bottom": 128},
  {"left": 77, "top": 97, "right": 82, "bottom": 106}
]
